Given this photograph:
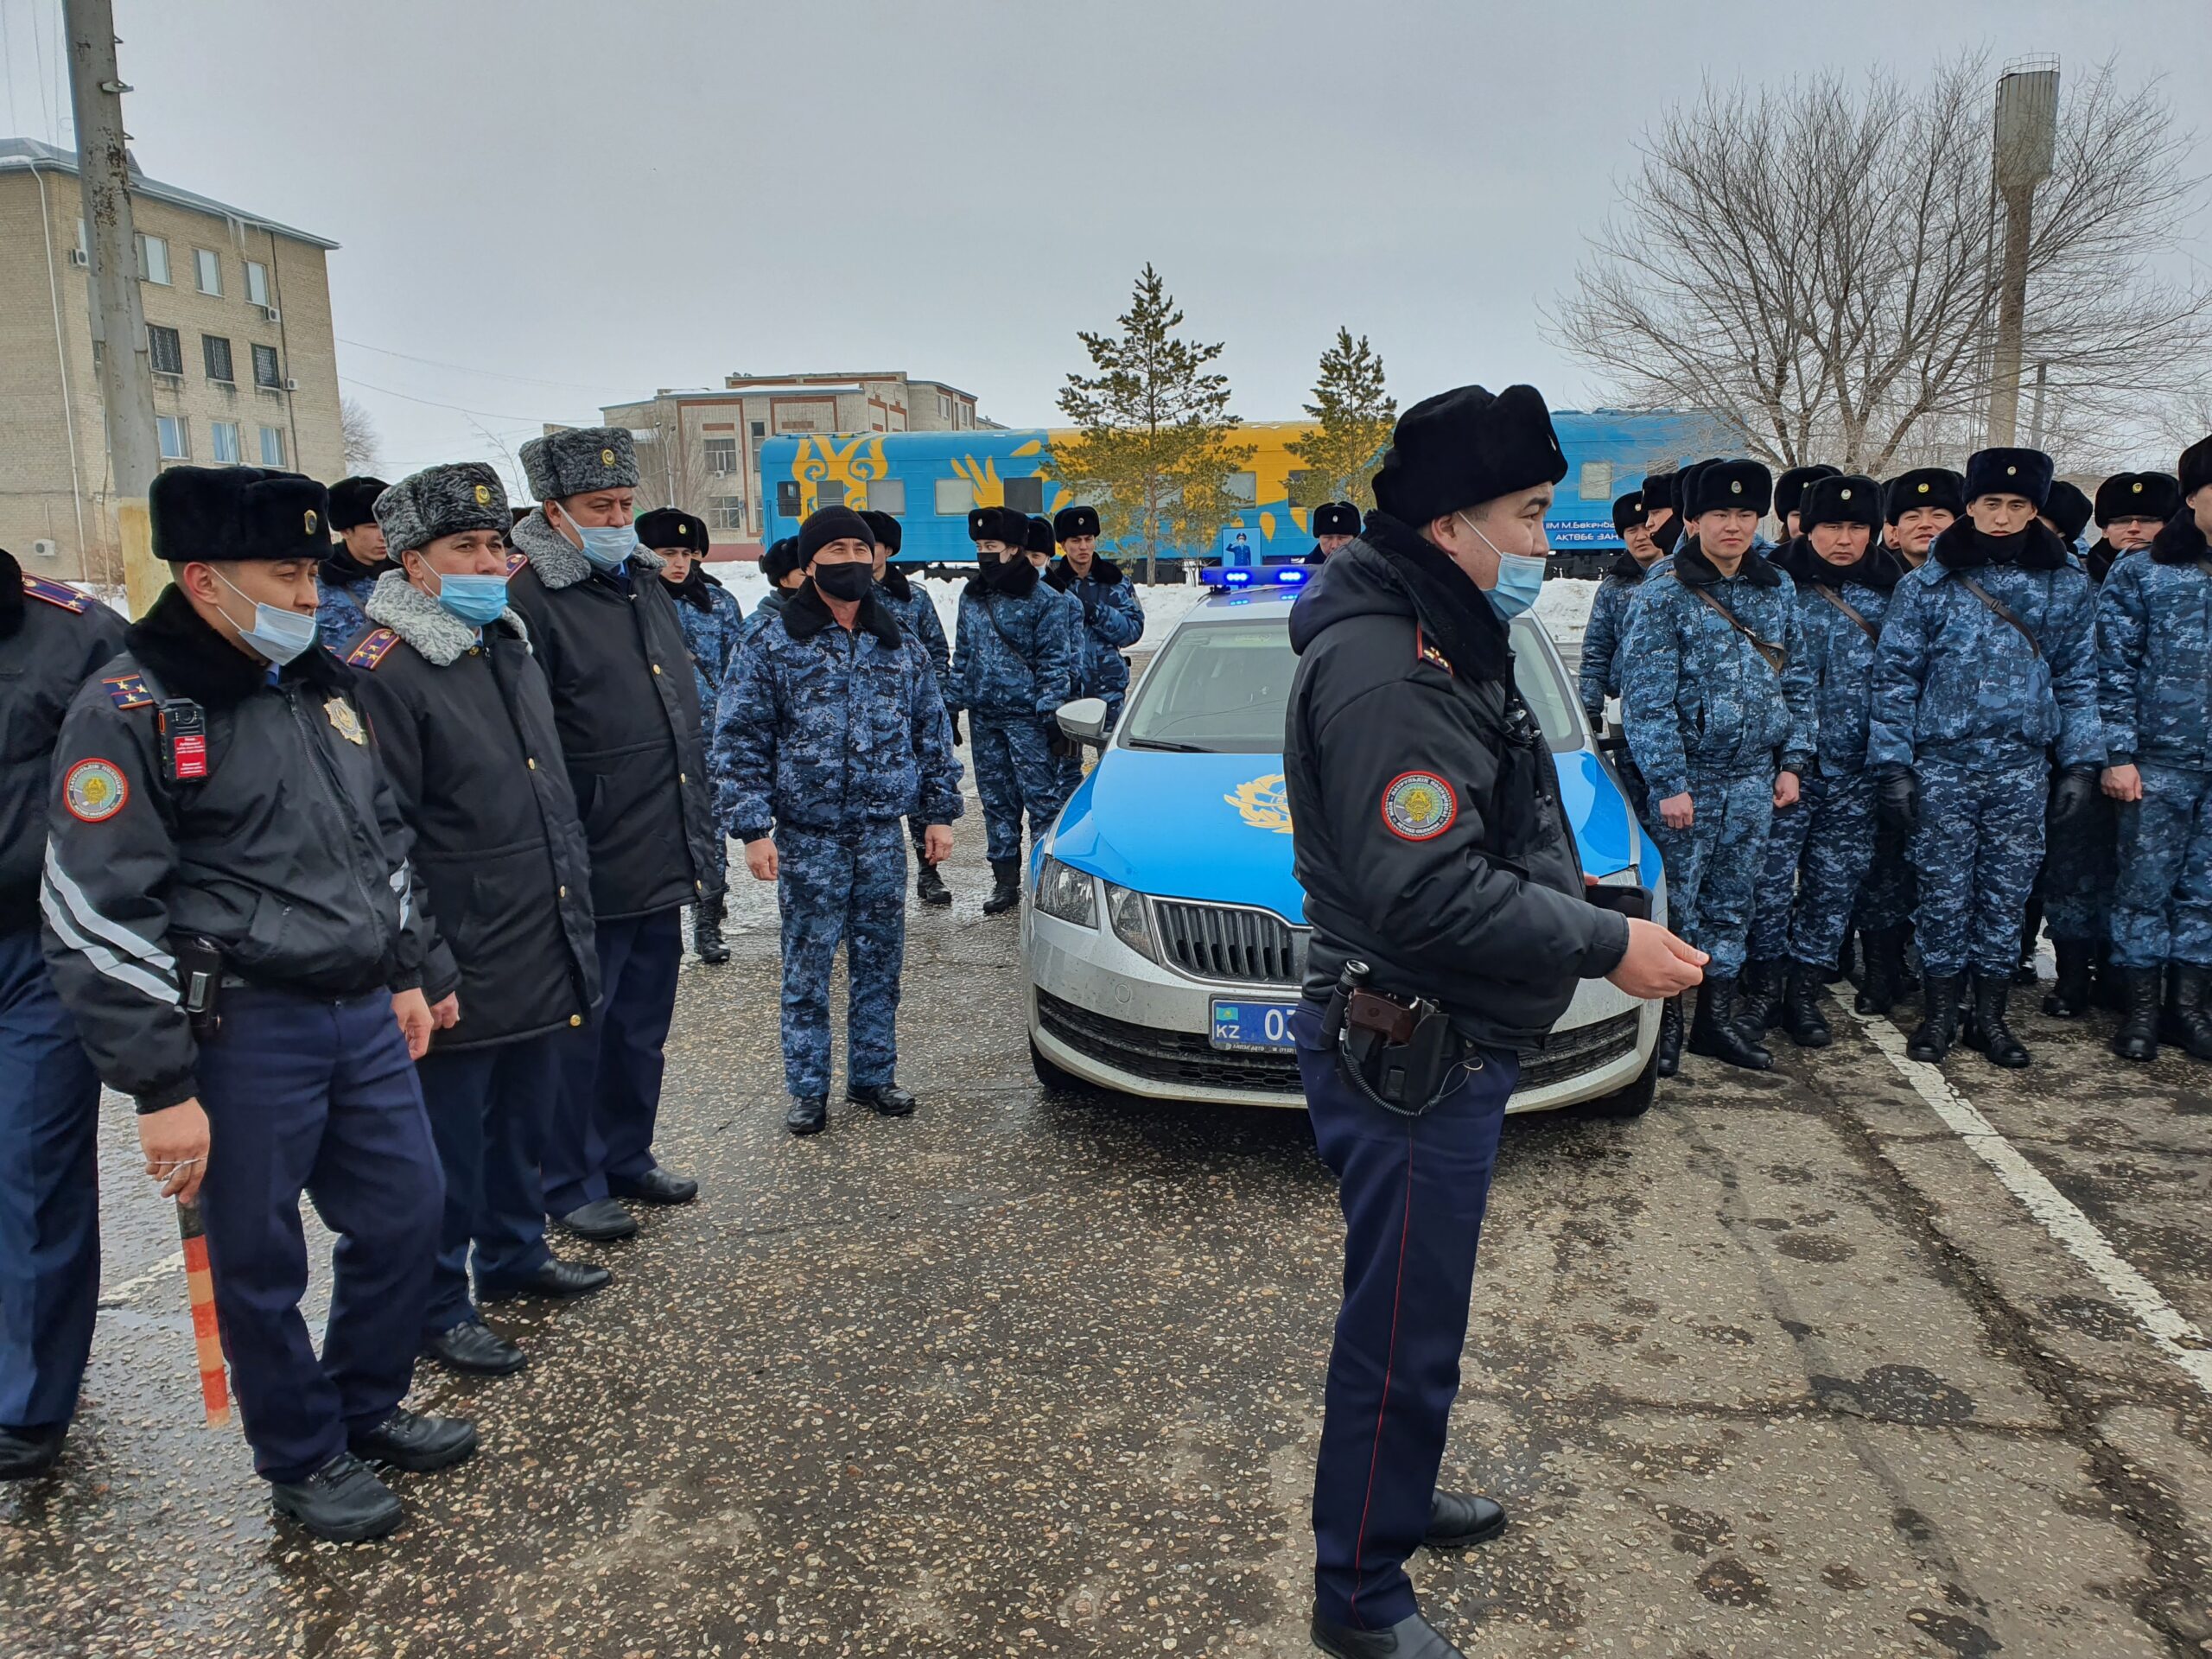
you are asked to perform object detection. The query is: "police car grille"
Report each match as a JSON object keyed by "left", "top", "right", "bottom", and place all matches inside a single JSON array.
[
  {"left": 1152, "top": 901, "right": 1306, "bottom": 986},
  {"left": 1513, "top": 1011, "right": 1642, "bottom": 1092},
  {"left": 1036, "top": 991, "right": 1303, "bottom": 1094}
]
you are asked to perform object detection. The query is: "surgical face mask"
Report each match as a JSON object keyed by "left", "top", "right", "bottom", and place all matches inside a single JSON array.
[
  {"left": 556, "top": 503, "right": 638, "bottom": 572},
  {"left": 811, "top": 561, "right": 874, "bottom": 602},
  {"left": 1457, "top": 512, "right": 1548, "bottom": 621},
  {"left": 213, "top": 568, "right": 319, "bottom": 665},
  {"left": 428, "top": 569, "right": 510, "bottom": 627}
]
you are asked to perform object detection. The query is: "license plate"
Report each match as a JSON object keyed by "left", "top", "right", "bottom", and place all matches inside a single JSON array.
[{"left": 1210, "top": 998, "right": 1301, "bottom": 1052}]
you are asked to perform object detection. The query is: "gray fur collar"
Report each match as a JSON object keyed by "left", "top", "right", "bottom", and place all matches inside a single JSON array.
[
  {"left": 364, "top": 570, "right": 529, "bottom": 668},
  {"left": 510, "top": 507, "right": 663, "bottom": 592}
]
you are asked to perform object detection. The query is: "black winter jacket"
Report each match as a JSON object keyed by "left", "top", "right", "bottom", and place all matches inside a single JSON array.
[
  {"left": 344, "top": 574, "right": 600, "bottom": 1051},
  {"left": 1284, "top": 517, "right": 1630, "bottom": 1048},
  {"left": 0, "top": 553, "right": 126, "bottom": 934},
  {"left": 41, "top": 587, "right": 435, "bottom": 1112},
  {"left": 501, "top": 511, "right": 716, "bottom": 920}
]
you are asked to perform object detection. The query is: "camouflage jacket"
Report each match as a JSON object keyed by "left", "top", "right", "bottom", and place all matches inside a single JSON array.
[
  {"left": 1043, "top": 556, "right": 1146, "bottom": 702},
  {"left": 1771, "top": 538, "right": 1902, "bottom": 776},
  {"left": 2095, "top": 513, "right": 2212, "bottom": 769},
  {"left": 874, "top": 565, "right": 950, "bottom": 683},
  {"left": 667, "top": 570, "right": 745, "bottom": 723},
  {"left": 948, "top": 559, "right": 1077, "bottom": 720},
  {"left": 314, "top": 546, "right": 389, "bottom": 655},
  {"left": 1575, "top": 551, "right": 1653, "bottom": 721}
]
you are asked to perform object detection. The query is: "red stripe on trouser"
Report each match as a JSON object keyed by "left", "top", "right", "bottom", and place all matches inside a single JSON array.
[{"left": 1348, "top": 1116, "right": 1416, "bottom": 1624}]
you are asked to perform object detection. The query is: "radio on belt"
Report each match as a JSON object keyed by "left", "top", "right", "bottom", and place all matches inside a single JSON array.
[{"left": 157, "top": 698, "right": 209, "bottom": 783}]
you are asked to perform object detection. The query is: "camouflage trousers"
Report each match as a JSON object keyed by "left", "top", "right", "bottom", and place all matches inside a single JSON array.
[
  {"left": 1647, "top": 766, "right": 1775, "bottom": 979},
  {"left": 2038, "top": 785, "right": 2117, "bottom": 944},
  {"left": 1747, "top": 770, "right": 1878, "bottom": 972},
  {"left": 776, "top": 820, "right": 907, "bottom": 1098},
  {"left": 972, "top": 714, "right": 1064, "bottom": 861},
  {"left": 1911, "top": 757, "right": 2045, "bottom": 979},
  {"left": 1053, "top": 690, "right": 1124, "bottom": 804},
  {"left": 1854, "top": 837, "right": 1917, "bottom": 934},
  {"left": 2110, "top": 764, "right": 2212, "bottom": 969}
]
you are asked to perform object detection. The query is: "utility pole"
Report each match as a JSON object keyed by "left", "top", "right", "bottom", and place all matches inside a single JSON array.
[
  {"left": 65, "top": 0, "right": 162, "bottom": 613},
  {"left": 1986, "top": 57, "right": 2060, "bottom": 448}
]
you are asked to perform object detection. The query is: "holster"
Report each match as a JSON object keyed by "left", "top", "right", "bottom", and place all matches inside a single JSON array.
[
  {"left": 1319, "top": 961, "right": 1471, "bottom": 1118},
  {"left": 176, "top": 937, "right": 225, "bottom": 1037}
]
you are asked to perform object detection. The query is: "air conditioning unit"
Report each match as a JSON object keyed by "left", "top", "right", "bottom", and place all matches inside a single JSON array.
[
  {"left": 30, "top": 539, "right": 58, "bottom": 560},
  {"left": 258, "top": 305, "right": 280, "bottom": 323},
  {"left": 283, "top": 377, "right": 298, "bottom": 391},
  {"left": 68, "top": 248, "right": 88, "bottom": 267}
]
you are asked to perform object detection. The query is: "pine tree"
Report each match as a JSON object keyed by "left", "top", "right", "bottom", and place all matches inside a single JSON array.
[
  {"left": 1046, "top": 264, "right": 1254, "bottom": 580},
  {"left": 1286, "top": 329, "right": 1395, "bottom": 512}
]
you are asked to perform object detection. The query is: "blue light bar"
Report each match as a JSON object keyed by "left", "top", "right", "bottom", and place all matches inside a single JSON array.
[{"left": 1199, "top": 565, "right": 1312, "bottom": 588}]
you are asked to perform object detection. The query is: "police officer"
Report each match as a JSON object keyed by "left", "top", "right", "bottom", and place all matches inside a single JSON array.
[
  {"left": 639, "top": 508, "right": 744, "bottom": 966},
  {"left": 2097, "top": 438, "right": 2212, "bottom": 1061},
  {"left": 1575, "top": 489, "right": 1657, "bottom": 733},
  {"left": 1883, "top": 467, "right": 1963, "bottom": 570},
  {"left": 504, "top": 429, "right": 711, "bottom": 1241},
  {"left": 739, "top": 536, "right": 807, "bottom": 645},
  {"left": 1641, "top": 469, "right": 1681, "bottom": 556},
  {"left": 1869, "top": 448, "right": 2101, "bottom": 1067},
  {"left": 1743, "top": 475, "right": 1898, "bottom": 1046},
  {"left": 715, "top": 506, "right": 963, "bottom": 1135},
  {"left": 1046, "top": 502, "right": 1146, "bottom": 798},
  {"left": 1303, "top": 500, "right": 1361, "bottom": 564},
  {"left": 346, "top": 464, "right": 609, "bottom": 1377},
  {"left": 1773, "top": 463, "right": 1841, "bottom": 543},
  {"left": 949, "top": 505, "right": 1075, "bottom": 915},
  {"left": 1622, "top": 459, "right": 1815, "bottom": 1073},
  {"left": 861, "top": 509, "right": 957, "bottom": 908},
  {"left": 1284, "top": 384, "right": 1704, "bottom": 1659},
  {"left": 0, "top": 546, "right": 124, "bottom": 1479},
  {"left": 2088, "top": 470, "right": 2180, "bottom": 584},
  {"left": 315, "top": 475, "right": 393, "bottom": 646},
  {"left": 41, "top": 466, "right": 472, "bottom": 1541}
]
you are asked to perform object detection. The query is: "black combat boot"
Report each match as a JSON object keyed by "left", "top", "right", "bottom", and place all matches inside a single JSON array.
[
  {"left": 1906, "top": 973, "right": 1963, "bottom": 1062},
  {"left": 785, "top": 1096, "right": 829, "bottom": 1135},
  {"left": 691, "top": 896, "right": 729, "bottom": 965},
  {"left": 2111, "top": 967, "right": 2161, "bottom": 1062},
  {"left": 1738, "top": 957, "right": 1784, "bottom": 1032},
  {"left": 2093, "top": 943, "right": 2126, "bottom": 1012},
  {"left": 1853, "top": 927, "right": 1908, "bottom": 1016},
  {"left": 1655, "top": 995, "right": 1685, "bottom": 1078},
  {"left": 982, "top": 856, "right": 1022, "bottom": 915},
  {"left": 2043, "top": 938, "right": 2094, "bottom": 1018},
  {"left": 1688, "top": 977, "right": 1772, "bottom": 1071},
  {"left": 2166, "top": 964, "right": 2212, "bottom": 1061},
  {"left": 915, "top": 861, "right": 952, "bottom": 906},
  {"left": 1778, "top": 961, "right": 1833, "bottom": 1048},
  {"left": 1962, "top": 976, "right": 2030, "bottom": 1068}
]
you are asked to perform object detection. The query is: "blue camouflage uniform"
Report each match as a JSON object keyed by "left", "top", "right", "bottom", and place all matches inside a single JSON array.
[
  {"left": 1622, "top": 543, "right": 1815, "bottom": 977},
  {"left": 714, "top": 586, "right": 963, "bottom": 1097},
  {"left": 1868, "top": 521, "right": 2102, "bottom": 979},
  {"left": 948, "top": 561, "right": 1077, "bottom": 861},
  {"left": 313, "top": 546, "right": 388, "bottom": 652},
  {"left": 1576, "top": 553, "right": 1654, "bottom": 727},
  {"left": 2097, "top": 515, "right": 2212, "bottom": 969},
  {"left": 669, "top": 571, "right": 746, "bottom": 905},
  {"left": 874, "top": 565, "right": 953, "bottom": 858},
  {"left": 2038, "top": 545, "right": 2125, "bottom": 949}
]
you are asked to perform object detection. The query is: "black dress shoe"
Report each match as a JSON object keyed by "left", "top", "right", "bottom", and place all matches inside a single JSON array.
[
  {"left": 915, "top": 862, "right": 952, "bottom": 906},
  {"left": 553, "top": 1198, "right": 638, "bottom": 1242},
  {"left": 270, "top": 1452, "right": 404, "bottom": 1542},
  {"left": 611, "top": 1165, "right": 698, "bottom": 1205},
  {"left": 480, "top": 1257, "right": 612, "bottom": 1302},
  {"left": 348, "top": 1406, "right": 478, "bottom": 1474},
  {"left": 1311, "top": 1610, "right": 1465, "bottom": 1658},
  {"left": 786, "top": 1096, "right": 828, "bottom": 1135},
  {"left": 1423, "top": 1489, "right": 1507, "bottom": 1549},
  {"left": 423, "top": 1320, "right": 526, "bottom": 1376},
  {"left": 0, "top": 1424, "right": 64, "bottom": 1481},
  {"left": 847, "top": 1082, "right": 918, "bottom": 1117}
]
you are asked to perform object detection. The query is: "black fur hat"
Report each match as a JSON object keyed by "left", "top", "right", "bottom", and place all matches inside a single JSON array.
[
  {"left": 1025, "top": 514, "right": 1057, "bottom": 556},
  {"left": 1640, "top": 470, "right": 1675, "bottom": 510},
  {"left": 2041, "top": 480, "right": 2094, "bottom": 543},
  {"left": 1053, "top": 504, "right": 1103, "bottom": 540},
  {"left": 151, "top": 466, "right": 332, "bottom": 564},
  {"left": 1370, "top": 384, "right": 1569, "bottom": 525},
  {"left": 761, "top": 537, "right": 802, "bottom": 584},
  {"left": 860, "top": 509, "right": 903, "bottom": 554},
  {"left": 2183, "top": 436, "right": 2212, "bottom": 503},
  {"left": 1963, "top": 448, "right": 2054, "bottom": 509},
  {"left": 1611, "top": 492, "right": 1646, "bottom": 536},
  {"left": 1310, "top": 500, "right": 1360, "bottom": 537},
  {"left": 1685, "top": 459, "right": 1773, "bottom": 518},
  {"left": 1775, "top": 464, "right": 1840, "bottom": 522},
  {"left": 326, "top": 474, "right": 389, "bottom": 531},
  {"left": 968, "top": 505, "right": 1029, "bottom": 546},
  {"left": 798, "top": 505, "right": 875, "bottom": 562},
  {"left": 1884, "top": 468, "right": 1965, "bottom": 523},
  {"left": 634, "top": 507, "right": 709, "bottom": 553},
  {"left": 2098, "top": 471, "right": 2183, "bottom": 526},
  {"left": 1799, "top": 474, "right": 1881, "bottom": 533},
  {"left": 375, "top": 463, "right": 509, "bottom": 556}
]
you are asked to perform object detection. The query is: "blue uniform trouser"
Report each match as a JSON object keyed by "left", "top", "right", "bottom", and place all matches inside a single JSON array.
[
  {"left": 2110, "top": 764, "right": 2212, "bottom": 969},
  {"left": 2042, "top": 787, "right": 2117, "bottom": 944},
  {"left": 1646, "top": 766, "right": 1775, "bottom": 979},
  {"left": 1856, "top": 838, "right": 1917, "bottom": 933},
  {"left": 0, "top": 930, "right": 101, "bottom": 1432},
  {"left": 1293, "top": 999, "right": 1516, "bottom": 1631},
  {"left": 1747, "top": 771, "right": 1878, "bottom": 971},
  {"left": 970, "top": 713, "right": 1062, "bottom": 861},
  {"left": 778, "top": 820, "right": 906, "bottom": 1098},
  {"left": 1911, "top": 757, "right": 2046, "bottom": 979},
  {"left": 546, "top": 910, "right": 681, "bottom": 1216},
  {"left": 416, "top": 1033, "right": 559, "bottom": 1336},
  {"left": 194, "top": 987, "right": 441, "bottom": 1484}
]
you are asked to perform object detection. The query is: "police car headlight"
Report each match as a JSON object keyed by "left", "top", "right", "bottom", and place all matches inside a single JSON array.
[
  {"left": 1104, "top": 881, "right": 1160, "bottom": 963},
  {"left": 1036, "top": 857, "right": 1097, "bottom": 927}
]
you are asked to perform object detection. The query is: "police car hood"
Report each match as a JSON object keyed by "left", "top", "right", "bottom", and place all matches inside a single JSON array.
[{"left": 1052, "top": 751, "right": 1300, "bottom": 914}]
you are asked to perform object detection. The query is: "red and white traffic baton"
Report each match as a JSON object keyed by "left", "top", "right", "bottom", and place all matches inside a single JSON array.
[{"left": 175, "top": 1199, "right": 231, "bottom": 1427}]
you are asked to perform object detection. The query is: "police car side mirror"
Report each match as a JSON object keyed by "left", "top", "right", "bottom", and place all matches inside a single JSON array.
[{"left": 1056, "top": 697, "right": 1110, "bottom": 747}]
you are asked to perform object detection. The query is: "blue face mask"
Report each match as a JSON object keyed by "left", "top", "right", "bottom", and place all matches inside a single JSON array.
[
  {"left": 429, "top": 570, "right": 510, "bottom": 627},
  {"left": 214, "top": 568, "right": 319, "bottom": 665},
  {"left": 1458, "top": 513, "right": 1548, "bottom": 621},
  {"left": 557, "top": 504, "right": 637, "bottom": 572}
]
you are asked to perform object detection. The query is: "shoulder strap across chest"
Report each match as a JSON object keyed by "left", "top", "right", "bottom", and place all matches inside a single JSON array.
[
  {"left": 1952, "top": 573, "right": 2042, "bottom": 660},
  {"left": 1674, "top": 570, "right": 1786, "bottom": 672},
  {"left": 1811, "top": 583, "right": 1879, "bottom": 644}
]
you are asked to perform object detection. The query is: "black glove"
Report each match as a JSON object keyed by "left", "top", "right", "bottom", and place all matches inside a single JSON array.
[
  {"left": 949, "top": 710, "right": 964, "bottom": 747},
  {"left": 1875, "top": 764, "right": 1920, "bottom": 841},
  {"left": 2049, "top": 766, "right": 2099, "bottom": 830}
]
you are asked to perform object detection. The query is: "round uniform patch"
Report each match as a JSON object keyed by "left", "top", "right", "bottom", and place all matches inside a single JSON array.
[
  {"left": 1381, "top": 771, "right": 1456, "bottom": 841},
  {"left": 63, "top": 759, "right": 128, "bottom": 823}
]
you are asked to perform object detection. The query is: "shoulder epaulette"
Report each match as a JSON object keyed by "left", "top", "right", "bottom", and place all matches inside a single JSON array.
[
  {"left": 22, "top": 575, "right": 91, "bottom": 614},
  {"left": 505, "top": 550, "right": 530, "bottom": 576},
  {"left": 1414, "top": 624, "right": 1452, "bottom": 677},
  {"left": 346, "top": 627, "right": 402, "bottom": 671},
  {"left": 103, "top": 671, "right": 155, "bottom": 710}
]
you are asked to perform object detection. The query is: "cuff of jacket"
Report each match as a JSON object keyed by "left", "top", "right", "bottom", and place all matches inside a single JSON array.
[
  {"left": 2107, "top": 751, "right": 2135, "bottom": 768},
  {"left": 136, "top": 1073, "right": 199, "bottom": 1115},
  {"left": 1780, "top": 752, "right": 1814, "bottom": 778},
  {"left": 737, "top": 824, "right": 772, "bottom": 844},
  {"left": 1577, "top": 909, "right": 1632, "bottom": 980}
]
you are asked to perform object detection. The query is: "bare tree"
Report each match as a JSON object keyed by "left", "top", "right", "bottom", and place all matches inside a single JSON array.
[
  {"left": 1554, "top": 54, "right": 2212, "bottom": 474},
  {"left": 340, "top": 396, "right": 384, "bottom": 474}
]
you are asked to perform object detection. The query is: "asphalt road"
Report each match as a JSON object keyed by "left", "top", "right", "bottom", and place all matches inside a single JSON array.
[{"left": 6, "top": 806, "right": 2212, "bottom": 1658}]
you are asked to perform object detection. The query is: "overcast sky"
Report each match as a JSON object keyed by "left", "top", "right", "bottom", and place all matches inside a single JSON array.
[{"left": 3, "top": 0, "right": 2207, "bottom": 488}]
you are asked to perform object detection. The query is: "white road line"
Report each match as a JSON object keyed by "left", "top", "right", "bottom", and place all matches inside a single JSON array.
[
  {"left": 96, "top": 1250, "right": 185, "bottom": 1311},
  {"left": 1846, "top": 1007, "right": 2212, "bottom": 1399}
]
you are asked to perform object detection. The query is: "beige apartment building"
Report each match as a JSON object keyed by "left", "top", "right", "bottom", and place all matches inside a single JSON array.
[
  {"left": 0, "top": 138, "right": 343, "bottom": 582},
  {"left": 600, "top": 370, "right": 983, "bottom": 556}
]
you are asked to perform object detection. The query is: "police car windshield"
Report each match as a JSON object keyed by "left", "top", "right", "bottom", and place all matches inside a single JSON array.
[{"left": 1508, "top": 614, "right": 1586, "bottom": 753}]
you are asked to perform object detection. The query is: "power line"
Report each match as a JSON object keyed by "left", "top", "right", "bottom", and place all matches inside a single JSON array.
[
  {"left": 337, "top": 337, "right": 633, "bottom": 397},
  {"left": 338, "top": 374, "right": 562, "bottom": 425}
]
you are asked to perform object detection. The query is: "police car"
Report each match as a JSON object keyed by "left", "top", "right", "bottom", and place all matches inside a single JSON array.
[{"left": 1023, "top": 565, "right": 1666, "bottom": 1116}]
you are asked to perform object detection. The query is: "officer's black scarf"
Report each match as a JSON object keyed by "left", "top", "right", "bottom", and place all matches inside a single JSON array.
[
  {"left": 1354, "top": 512, "right": 1515, "bottom": 684},
  {"left": 666, "top": 562, "right": 721, "bottom": 614},
  {"left": 1649, "top": 513, "right": 1683, "bottom": 556},
  {"left": 0, "top": 547, "right": 22, "bottom": 639},
  {"left": 1044, "top": 555, "right": 1123, "bottom": 592},
  {"left": 1673, "top": 537, "right": 1783, "bottom": 589},
  {"left": 1929, "top": 518, "right": 2071, "bottom": 573},
  {"left": 130, "top": 583, "right": 346, "bottom": 709},
  {"left": 1605, "top": 548, "right": 1656, "bottom": 583},
  {"left": 1774, "top": 534, "right": 1902, "bottom": 592},
  {"left": 316, "top": 543, "right": 393, "bottom": 594},
  {"left": 969, "top": 552, "right": 1039, "bottom": 599},
  {"left": 2150, "top": 511, "right": 2210, "bottom": 567},
  {"left": 780, "top": 577, "right": 904, "bottom": 649},
  {"left": 877, "top": 563, "right": 915, "bottom": 604},
  {"left": 2084, "top": 537, "right": 2124, "bottom": 583}
]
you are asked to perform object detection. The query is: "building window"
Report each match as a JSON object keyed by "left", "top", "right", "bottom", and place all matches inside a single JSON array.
[
  {"left": 1225, "top": 470, "right": 1258, "bottom": 506},
  {"left": 210, "top": 421, "right": 242, "bottom": 464},
  {"left": 156, "top": 415, "right": 188, "bottom": 460},
  {"left": 1002, "top": 477, "right": 1044, "bottom": 514},
  {"left": 938, "top": 395, "right": 950, "bottom": 418},
  {"left": 709, "top": 496, "right": 745, "bottom": 530},
  {"left": 194, "top": 248, "right": 222, "bottom": 295},
  {"left": 816, "top": 480, "right": 847, "bottom": 507},
  {"left": 203, "top": 334, "right": 234, "bottom": 384},
  {"left": 147, "top": 325, "right": 184, "bottom": 377},
  {"left": 252, "top": 344, "right": 282, "bottom": 389},
  {"left": 1579, "top": 461, "right": 1613, "bottom": 501},
  {"left": 750, "top": 421, "right": 766, "bottom": 438},
  {"left": 867, "top": 479, "right": 906, "bottom": 515},
  {"left": 259, "top": 426, "right": 286, "bottom": 466},
  {"left": 934, "top": 477, "right": 976, "bottom": 516},
  {"left": 136, "top": 233, "right": 170, "bottom": 284},
  {"left": 245, "top": 261, "right": 270, "bottom": 306},
  {"left": 704, "top": 436, "right": 737, "bottom": 474},
  {"left": 776, "top": 480, "right": 802, "bottom": 518}
]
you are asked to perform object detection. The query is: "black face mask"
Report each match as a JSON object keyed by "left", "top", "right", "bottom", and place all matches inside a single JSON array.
[{"left": 812, "top": 562, "right": 874, "bottom": 602}]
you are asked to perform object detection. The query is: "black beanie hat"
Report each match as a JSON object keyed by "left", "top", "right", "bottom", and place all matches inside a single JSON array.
[
  {"left": 1025, "top": 514, "right": 1056, "bottom": 556},
  {"left": 1775, "top": 464, "right": 1841, "bottom": 521},
  {"left": 761, "top": 537, "right": 802, "bottom": 584},
  {"left": 2041, "top": 480, "right": 2094, "bottom": 543},
  {"left": 634, "top": 507, "right": 709, "bottom": 553},
  {"left": 798, "top": 505, "right": 875, "bottom": 562},
  {"left": 1884, "top": 468, "right": 1965, "bottom": 523},
  {"left": 1685, "top": 459, "right": 1773, "bottom": 518},
  {"left": 2174, "top": 436, "right": 2212, "bottom": 503},
  {"left": 1370, "top": 384, "right": 1568, "bottom": 526},
  {"left": 2094, "top": 472, "right": 2182, "bottom": 526},
  {"left": 1800, "top": 474, "right": 1881, "bottom": 533},
  {"left": 1611, "top": 492, "right": 1646, "bottom": 536},
  {"left": 967, "top": 505, "right": 1028, "bottom": 545},
  {"left": 1053, "top": 504, "right": 1102, "bottom": 540},
  {"left": 1964, "top": 448, "right": 2054, "bottom": 509},
  {"left": 1310, "top": 500, "right": 1360, "bottom": 537},
  {"left": 151, "top": 466, "right": 332, "bottom": 564},
  {"left": 326, "top": 474, "right": 389, "bottom": 532},
  {"left": 859, "top": 509, "right": 902, "bottom": 554}
]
